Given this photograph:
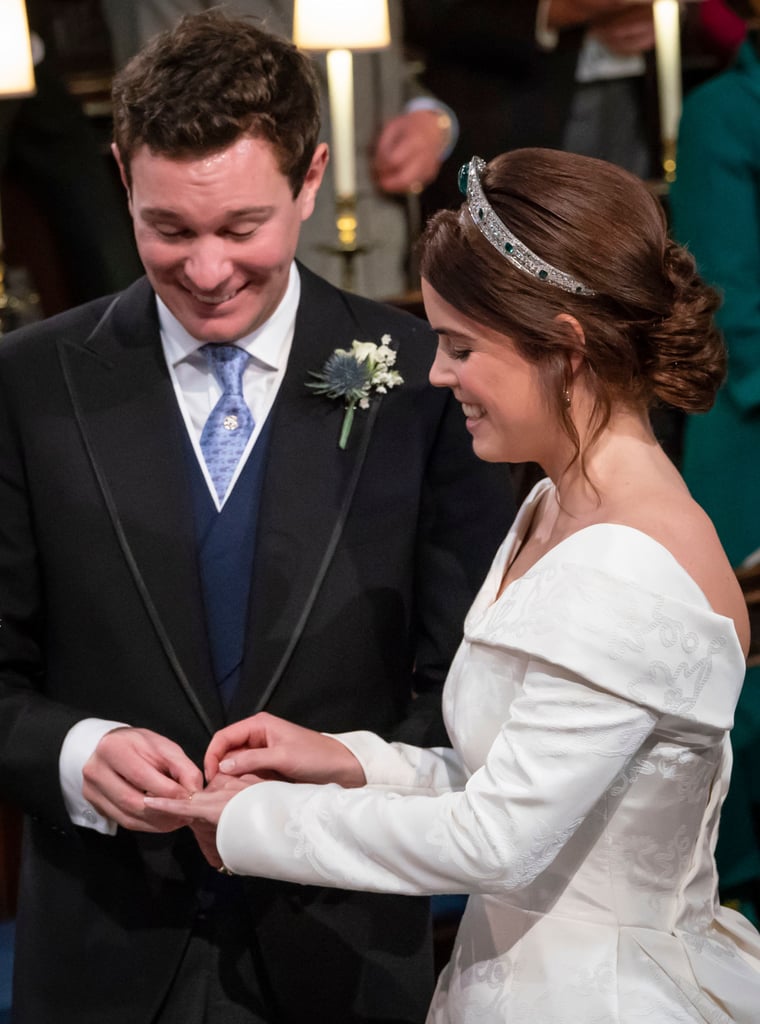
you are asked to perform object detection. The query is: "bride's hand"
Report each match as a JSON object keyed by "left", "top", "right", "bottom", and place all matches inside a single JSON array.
[
  {"left": 144, "top": 771, "right": 255, "bottom": 828},
  {"left": 204, "top": 712, "right": 366, "bottom": 789}
]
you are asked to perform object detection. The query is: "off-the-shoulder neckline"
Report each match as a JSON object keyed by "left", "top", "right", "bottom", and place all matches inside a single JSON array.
[{"left": 490, "top": 479, "right": 742, "bottom": 647}]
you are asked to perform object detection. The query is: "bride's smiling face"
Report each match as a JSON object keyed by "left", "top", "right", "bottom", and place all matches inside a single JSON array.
[{"left": 423, "top": 279, "right": 556, "bottom": 467}]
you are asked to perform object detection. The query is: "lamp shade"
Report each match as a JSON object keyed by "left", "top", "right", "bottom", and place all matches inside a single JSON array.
[
  {"left": 0, "top": 0, "right": 36, "bottom": 98},
  {"left": 293, "top": 0, "right": 390, "bottom": 51}
]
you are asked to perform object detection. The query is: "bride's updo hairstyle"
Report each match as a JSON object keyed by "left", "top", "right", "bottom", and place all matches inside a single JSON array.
[{"left": 419, "top": 148, "right": 725, "bottom": 460}]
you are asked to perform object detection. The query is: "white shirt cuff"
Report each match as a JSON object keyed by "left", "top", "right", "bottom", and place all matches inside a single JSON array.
[
  {"left": 404, "top": 97, "right": 460, "bottom": 160},
  {"left": 536, "top": 0, "right": 559, "bottom": 50},
  {"left": 59, "top": 718, "right": 129, "bottom": 835}
]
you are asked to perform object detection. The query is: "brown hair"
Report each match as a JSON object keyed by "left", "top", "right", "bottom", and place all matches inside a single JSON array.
[
  {"left": 111, "top": 10, "right": 321, "bottom": 195},
  {"left": 419, "top": 148, "right": 725, "bottom": 465}
]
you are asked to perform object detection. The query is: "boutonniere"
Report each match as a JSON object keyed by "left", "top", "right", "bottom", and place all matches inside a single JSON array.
[{"left": 307, "top": 336, "right": 403, "bottom": 449}]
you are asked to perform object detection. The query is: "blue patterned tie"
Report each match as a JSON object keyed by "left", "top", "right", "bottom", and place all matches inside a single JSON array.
[{"left": 200, "top": 344, "right": 255, "bottom": 502}]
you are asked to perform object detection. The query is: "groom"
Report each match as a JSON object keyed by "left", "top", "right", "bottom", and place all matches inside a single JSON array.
[{"left": 0, "top": 11, "right": 513, "bottom": 1024}]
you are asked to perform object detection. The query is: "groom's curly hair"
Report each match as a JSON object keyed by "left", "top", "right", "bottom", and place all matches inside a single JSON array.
[{"left": 111, "top": 10, "right": 321, "bottom": 197}]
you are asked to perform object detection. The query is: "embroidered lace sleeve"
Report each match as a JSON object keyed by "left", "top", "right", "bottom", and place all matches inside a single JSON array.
[{"left": 327, "top": 730, "right": 467, "bottom": 793}]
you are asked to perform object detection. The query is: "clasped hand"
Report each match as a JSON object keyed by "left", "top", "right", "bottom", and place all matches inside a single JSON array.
[
  {"left": 90, "top": 714, "right": 366, "bottom": 867},
  {"left": 548, "top": 1, "right": 656, "bottom": 56}
]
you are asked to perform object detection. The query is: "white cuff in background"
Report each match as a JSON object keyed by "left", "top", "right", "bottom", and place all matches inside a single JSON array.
[
  {"left": 404, "top": 97, "right": 460, "bottom": 160},
  {"left": 536, "top": 0, "right": 559, "bottom": 50}
]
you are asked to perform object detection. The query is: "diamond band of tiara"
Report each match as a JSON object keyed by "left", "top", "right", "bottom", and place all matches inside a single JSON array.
[{"left": 458, "top": 156, "right": 596, "bottom": 297}]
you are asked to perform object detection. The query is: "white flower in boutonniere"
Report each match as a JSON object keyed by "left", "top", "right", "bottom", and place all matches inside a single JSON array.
[{"left": 307, "top": 335, "right": 403, "bottom": 450}]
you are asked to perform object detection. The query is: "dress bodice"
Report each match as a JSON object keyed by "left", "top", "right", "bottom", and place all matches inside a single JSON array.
[{"left": 218, "top": 478, "right": 760, "bottom": 1021}]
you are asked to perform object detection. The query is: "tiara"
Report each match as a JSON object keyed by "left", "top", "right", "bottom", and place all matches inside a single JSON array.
[{"left": 458, "top": 156, "right": 596, "bottom": 297}]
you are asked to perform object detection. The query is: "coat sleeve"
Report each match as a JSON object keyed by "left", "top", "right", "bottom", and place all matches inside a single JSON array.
[{"left": 0, "top": 337, "right": 85, "bottom": 829}]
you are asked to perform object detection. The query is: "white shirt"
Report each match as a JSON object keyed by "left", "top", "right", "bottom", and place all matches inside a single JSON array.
[
  {"left": 59, "top": 264, "right": 301, "bottom": 833},
  {"left": 161, "top": 262, "right": 299, "bottom": 509}
]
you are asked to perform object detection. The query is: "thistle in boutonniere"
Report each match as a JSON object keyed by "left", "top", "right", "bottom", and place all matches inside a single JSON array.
[{"left": 307, "top": 335, "right": 403, "bottom": 449}]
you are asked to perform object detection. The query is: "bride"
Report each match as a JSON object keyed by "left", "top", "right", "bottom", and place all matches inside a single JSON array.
[{"left": 148, "top": 148, "right": 760, "bottom": 1022}]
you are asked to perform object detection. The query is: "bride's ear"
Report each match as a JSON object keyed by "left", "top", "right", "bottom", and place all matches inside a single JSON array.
[{"left": 555, "top": 313, "right": 586, "bottom": 378}]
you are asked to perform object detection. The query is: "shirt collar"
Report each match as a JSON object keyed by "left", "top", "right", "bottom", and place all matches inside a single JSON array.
[{"left": 158, "top": 261, "right": 301, "bottom": 371}]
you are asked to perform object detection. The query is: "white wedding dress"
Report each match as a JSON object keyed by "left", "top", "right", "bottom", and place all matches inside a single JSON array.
[{"left": 218, "top": 479, "right": 760, "bottom": 1022}]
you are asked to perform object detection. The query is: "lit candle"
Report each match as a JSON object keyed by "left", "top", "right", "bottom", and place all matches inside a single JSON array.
[
  {"left": 653, "top": 0, "right": 682, "bottom": 144},
  {"left": 0, "top": 0, "right": 36, "bottom": 99},
  {"left": 326, "top": 48, "right": 356, "bottom": 200}
]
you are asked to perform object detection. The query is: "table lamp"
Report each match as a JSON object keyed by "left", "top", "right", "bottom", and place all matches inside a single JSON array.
[
  {"left": 0, "top": 0, "right": 36, "bottom": 335},
  {"left": 293, "top": 0, "right": 391, "bottom": 289}
]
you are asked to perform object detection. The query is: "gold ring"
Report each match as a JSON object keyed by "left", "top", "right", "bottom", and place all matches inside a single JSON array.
[
  {"left": 217, "top": 865, "right": 234, "bottom": 876},
  {"left": 409, "top": 181, "right": 423, "bottom": 195}
]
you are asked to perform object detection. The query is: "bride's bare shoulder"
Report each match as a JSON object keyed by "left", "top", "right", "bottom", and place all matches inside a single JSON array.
[{"left": 614, "top": 491, "right": 749, "bottom": 655}]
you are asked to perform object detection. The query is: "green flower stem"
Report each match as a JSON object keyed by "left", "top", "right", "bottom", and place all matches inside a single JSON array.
[{"left": 339, "top": 400, "right": 356, "bottom": 450}]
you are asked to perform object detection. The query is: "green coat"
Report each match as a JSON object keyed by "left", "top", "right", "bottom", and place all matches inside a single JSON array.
[{"left": 671, "top": 38, "right": 760, "bottom": 901}]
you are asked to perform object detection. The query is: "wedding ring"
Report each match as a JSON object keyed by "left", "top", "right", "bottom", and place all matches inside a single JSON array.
[{"left": 217, "top": 865, "right": 234, "bottom": 876}]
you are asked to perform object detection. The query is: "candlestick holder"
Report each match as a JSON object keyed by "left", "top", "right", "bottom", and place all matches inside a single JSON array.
[
  {"left": 0, "top": 261, "right": 42, "bottom": 335},
  {"left": 335, "top": 194, "right": 358, "bottom": 250},
  {"left": 294, "top": 0, "right": 390, "bottom": 292},
  {"left": 661, "top": 138, "right": 677, "bottom": 185},
  {"left": 318, "top": 194, "right": 368, "bottom": 292}
]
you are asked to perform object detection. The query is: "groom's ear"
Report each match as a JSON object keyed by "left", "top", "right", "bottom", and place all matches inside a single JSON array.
[
  {"left": 297, "top": 143, "right": 329, "bottom": 222},
  {"left": 111, "top": 144, "right": 133, "bottom": 209}
]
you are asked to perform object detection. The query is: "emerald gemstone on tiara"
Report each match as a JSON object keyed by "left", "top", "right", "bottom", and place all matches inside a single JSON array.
[
  {"left": 458, "top": 156, "right": 596, "bottom": 297},
  {"left": 457, "top": 163, "right": 468, "bottom": 195}
]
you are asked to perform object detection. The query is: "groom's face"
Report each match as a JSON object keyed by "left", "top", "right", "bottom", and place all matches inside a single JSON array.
[{"left": 116, "top": 135, "right": 327, "bottom": 342}]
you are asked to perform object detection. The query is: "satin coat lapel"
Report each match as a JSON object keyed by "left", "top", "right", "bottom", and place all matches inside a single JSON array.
[
  {"left": 58, "top": 278, "right": 221, "bottom": 733},
  {"left": 233, "top": 268, "right": 383, "bottom": 715}
]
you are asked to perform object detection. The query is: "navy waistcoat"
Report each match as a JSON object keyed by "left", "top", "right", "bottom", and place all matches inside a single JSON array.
[{"left": 184, "top": 416, "right": 273, "bottom": 709}]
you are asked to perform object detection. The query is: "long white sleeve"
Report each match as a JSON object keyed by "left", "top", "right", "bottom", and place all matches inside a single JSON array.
[
  {"left": 218, "top": 531, "right": 742, "bottom": 898},
  {"left": 332, "top": 729, "right": 467, "bottom": 793},
  {"left": 218, "top": 659, "right": 656, "bottom": 895}
]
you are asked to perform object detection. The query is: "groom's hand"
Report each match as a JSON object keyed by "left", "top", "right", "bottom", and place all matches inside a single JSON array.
[
  {"left": 83, "top": 726, "right": 203, "bottom": 832},
  {"left": 590, "top": 4, "right": 655, "bottom": 56}
]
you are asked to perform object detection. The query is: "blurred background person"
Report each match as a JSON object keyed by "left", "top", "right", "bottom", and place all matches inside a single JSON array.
[
  {"left": 670, "top": 0, "right": 760, "bottom": 928},
  {"left": 405, "top": 1, "right": 732, "bottom": 211},
  {"left": 404, "top": 0, "right": 656, "bottom": 215},
  {"left": 0, "top": 0, "right": 141, "bottom": 317}
]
